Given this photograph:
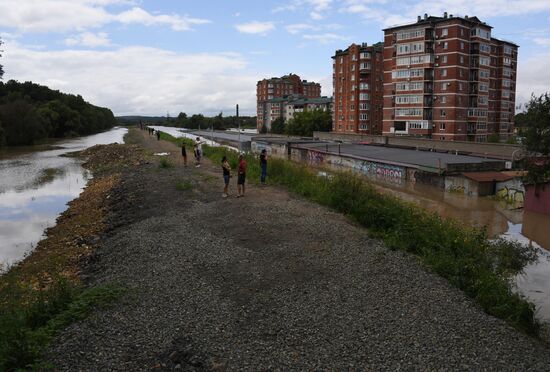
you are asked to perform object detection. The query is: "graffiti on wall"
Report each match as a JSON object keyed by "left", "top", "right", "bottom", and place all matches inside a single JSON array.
[
  {"left": 307, "top": 150, "right": 325, "bottom": 166},
  {"left": 496, "top": 187, "right": 525, "bottom": 207},
  {"left": 351, "top": 160, "right": 405, "bottom": 183}
]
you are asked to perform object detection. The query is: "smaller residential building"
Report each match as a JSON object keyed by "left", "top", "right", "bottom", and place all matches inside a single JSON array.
[
  {"left": 263, "top": 94, "right": 332, "bottom": 131},
  {"left": 257, "top": 74, "right": 322, "bottom": 131}
]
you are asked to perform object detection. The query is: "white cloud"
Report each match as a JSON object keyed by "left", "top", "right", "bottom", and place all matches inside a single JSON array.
[
  {"left": 115, "top": 7, "right": 209, "bottom": 31},
  {"left": 272, "top": 0, "right": 333, "bottom": 20},
  {"left": 235, "top": 21, "right": 275, "bottom": 35},
  {"left": 0, "top": 0, "right": 209, "bottom": 33},
  {"left": 302, "top": 33, "right": 349, "bottom": 44},
  {"left": 534, "top": 38, "right": 550, "bottom": 47},
  {"left": 405, "top": 0, "right": 550, "bottom": 18},
  {"left": 516, "top": 53, "right": 550, "bottom": 110},
  {"left": 2, "top": 41, "right": 260, "bottom": 116},
  {"left": 285, "top": 23, "right": 316, "bottom": 34},
  {"left": 64, "top": 32, "right": 111, "bottom": 47}
]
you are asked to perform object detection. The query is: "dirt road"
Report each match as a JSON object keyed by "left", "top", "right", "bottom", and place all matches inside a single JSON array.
[{"left": 47, "top": 128, "right": 550, "bottom": 371}]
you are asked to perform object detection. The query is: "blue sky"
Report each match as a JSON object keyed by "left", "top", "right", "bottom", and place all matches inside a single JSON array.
[{"left": 1, "top": 0, "right": 549, "bottom": 116}]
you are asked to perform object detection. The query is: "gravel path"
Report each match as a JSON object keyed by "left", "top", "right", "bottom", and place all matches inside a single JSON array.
[{"left": 47, "top": 129, "right": 550, "bottom": 371}]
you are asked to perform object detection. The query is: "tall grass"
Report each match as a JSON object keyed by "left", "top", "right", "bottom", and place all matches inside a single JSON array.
[
  {"left": 0, "top": 273, "right": 124, "bottom": 370},
  {"left": 201, "top": 145, "right": 540, "bottom": 336}
]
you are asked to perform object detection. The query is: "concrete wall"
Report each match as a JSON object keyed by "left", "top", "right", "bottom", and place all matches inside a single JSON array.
[
  {"left": 251, "top": 140, "right": 288, "bottom": 159},
  {"left": 445, "top": 176, "right": 479, "bottom": 196},
  {"left": 524, "top": 183, "right": 550, "bottom": 216},
  {"left": 314, "top": 131, "right": 523, "bottom": 159},
  {"left": 496, "top": 178, "right": 525, "bottom": 207},
  {"left": 290, "top": 147, "right": 407, "bottom": 185}
]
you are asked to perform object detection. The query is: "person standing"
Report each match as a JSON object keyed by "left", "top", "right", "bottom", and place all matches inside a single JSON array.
[
  {"left": 195, "top": 137, "right": 203, "bottom": 167},
  {"left": 222, "top": 156, "right": 231, "bottom": 198},
  {"left": 156, "top": 130, "right": 161, "bottom": 141},
  {"left": 181, "top": 143, "right": 188, "bottom": 167},
  {"left": 237, "top": 153, "right": 247, "bottom": 198},
  {"left": 259, "top": 149, "right": 267, "bottom": 185}
]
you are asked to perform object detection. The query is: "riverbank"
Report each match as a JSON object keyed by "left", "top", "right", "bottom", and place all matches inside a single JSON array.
[
  {"left": 0, "top": 141, "right": 144, "bottom": 370},
  {"left": 38, "top": 128, "right": 550, "bottom": 370}
]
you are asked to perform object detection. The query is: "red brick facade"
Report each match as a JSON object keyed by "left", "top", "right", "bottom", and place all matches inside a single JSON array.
[
  {"left": 382, "top": 14, "right": 517, "bottom": 142},
  {"left": 256, "top": 74, "right": 321, "bottom": 130},
  {"left": 332, "top": 43, "right": 384, "bottom": 135}
]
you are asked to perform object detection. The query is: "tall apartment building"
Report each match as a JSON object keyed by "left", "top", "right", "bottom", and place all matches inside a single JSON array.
[
  {"left": 332, "top": 43, "right": 384, "bottom": 134},
  {"left": 383, "top": 13, "right": 518, "bottom": 142},
  {"left": 256, "top": 74, "right": 321, "bottom": 131}
]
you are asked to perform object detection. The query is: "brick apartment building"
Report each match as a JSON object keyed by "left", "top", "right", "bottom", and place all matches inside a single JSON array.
[
  {"left": 256, "top": 74, "right": 321, "bottom": 131},
  {"left": 382, "top": 13, "right": 518, "bottom": 142},
  {"left": 332, "top": 43, "right": 384, "bottom": 135}
]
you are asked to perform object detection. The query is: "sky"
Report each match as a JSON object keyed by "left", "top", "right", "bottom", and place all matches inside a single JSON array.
[{"left": 1, "top": 0, "right": 549, "bottom": 116}]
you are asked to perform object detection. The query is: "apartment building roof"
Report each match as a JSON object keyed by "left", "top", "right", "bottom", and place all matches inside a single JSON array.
[
  {"left": 333, "top": 42, "right": 383, "bottom": 58},
  {"left": 383, "top": 13, "right": 490, "bottom": 31}
]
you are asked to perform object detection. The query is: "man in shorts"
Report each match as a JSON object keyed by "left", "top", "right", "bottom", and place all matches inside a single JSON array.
[{"left": 236, "top": 153, "right": 247, "bottom": 197}]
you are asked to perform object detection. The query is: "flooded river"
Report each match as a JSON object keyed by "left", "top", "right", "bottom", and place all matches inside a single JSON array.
[
  {"left": 0, "top": 127, "right": 127, "bottom": 269},
  {"left": 363, "top": 174, "right": 550, "bottom": 321}
]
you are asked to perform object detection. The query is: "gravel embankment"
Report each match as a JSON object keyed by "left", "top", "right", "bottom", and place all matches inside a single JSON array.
[{"left": 47, "top": 129, "right": 550, "bottom": 371}]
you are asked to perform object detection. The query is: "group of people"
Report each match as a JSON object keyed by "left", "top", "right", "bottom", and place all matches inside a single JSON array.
[
  {"left": 179, "top": 137, "right": 268, "bottom": 198},
  {"left": 180, "top": 137, "right": 203, "bottom": 168},
  {"left": 220, "top": 149, "right": 267, "bottom": 198}
]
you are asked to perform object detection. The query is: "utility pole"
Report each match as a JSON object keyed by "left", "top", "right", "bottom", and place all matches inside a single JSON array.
[{"left": 236, "top": 104, "right": 241, "bottom": 152}]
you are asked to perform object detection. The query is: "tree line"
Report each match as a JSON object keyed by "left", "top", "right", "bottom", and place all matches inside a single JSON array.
[
  {"left": 0, "top": 80, "right": 117, "bottom": 146},
  {"left": 268, "top": 109, "right": 332, "bottom": 137}
]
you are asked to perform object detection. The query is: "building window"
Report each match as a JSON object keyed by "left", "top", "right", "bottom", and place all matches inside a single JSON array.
[
  {"left": 360, "top": 51, "right": 371, "bottom": 59},
  {"left": 359, "top": 113, "right": 368, "bottom": 120},
  {"left": 459, "top": 55, "right": 464, "bottom": 64},
  {"left": 460, "top": 42, "right": 464, "bottom": 50},
  {"left": 443, "top": 41, "right": 448, "bottom": 50},
  {"left": 442, "top": 55, "right": 448, "bottom": 63},
  {"left": 503, "top": 57, "right": 512, "bottom": 66},
  {"left": 441, "top": 69, "right": 447, "bottom": 77},
  {"left": 439, "top": 122, "right": 446, "bottom": 131},
  {"left": 504, "top": 46, "right": 513, "bottom": 55},
  {"left": 351, "top": 64, "right": 355, "bottom": 71},
  {"left": 440, "top": 96, "right": 446, "bottom": 103},
  {"left": 440, "top": 109, "right": 446, "bottom": 117},
  {"left": 441, "top": 28, "right": 448, "bottom": 36},
  {"left": 395, "top": 108, "right": 422, "bottom": 116},
  {"left": 359, "top": 93, "right": 370, "bottom": 100},
  {"left": 441, "top": 82, "right": 447, "bottom": 91},
  {"left": 459, "top": 82, "right": 463, "bottom": 91}
]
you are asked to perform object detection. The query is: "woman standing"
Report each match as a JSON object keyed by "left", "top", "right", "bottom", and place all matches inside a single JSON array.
[
  {"left": 181, "top": 143, "right": 187, "bottom": 167},
  {"left": 259, "top": 149, "right": 267, "bottom": 185},
  {"left": 222, "top": 156, "right": 231, "bottom": 198}
]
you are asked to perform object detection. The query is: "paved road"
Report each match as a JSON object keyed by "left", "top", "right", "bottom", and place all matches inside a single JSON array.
[{"left": 191, "top": 130, "right": 254, "bottom": 143}]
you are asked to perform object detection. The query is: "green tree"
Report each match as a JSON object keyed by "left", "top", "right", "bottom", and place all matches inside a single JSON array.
[
  {"left": 188, "top": 114, "right": 205, "bottom": 130},
  {"left": 176, "top": 112, "right": 188, "bottom": 128},
  {"left": 270, "top": 117, "right": 285, "bottom": 134},
  {"left": 285, "top": 109, "right": 332, "bottom": 137},
  {"left": 522, "top": 93, "right": 550, "bottom": 184},
  {"left": 212, "top": 112, "right": 224, "bottom": 130}
]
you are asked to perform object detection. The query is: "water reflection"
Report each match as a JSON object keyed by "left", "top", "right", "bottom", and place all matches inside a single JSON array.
[
  {"left": 0, "top": 127, "right": 127, "bottom": 268},
  {"left": 363, "top": 172, "right": 550, "bottom": 321}
]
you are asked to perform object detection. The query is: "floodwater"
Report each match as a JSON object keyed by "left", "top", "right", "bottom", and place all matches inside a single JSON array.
[
  {"left": 365, "top": 175, "right": 550, "bottom": 321},
  {"left": 0, "top": 127, "right": 127, "bottom": 269}
]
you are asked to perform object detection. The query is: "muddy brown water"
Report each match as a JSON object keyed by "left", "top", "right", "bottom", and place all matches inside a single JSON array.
[{"left": 0, "top": 127, "right": 127, "bottom": 269}]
